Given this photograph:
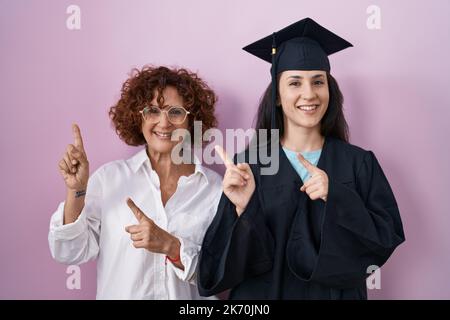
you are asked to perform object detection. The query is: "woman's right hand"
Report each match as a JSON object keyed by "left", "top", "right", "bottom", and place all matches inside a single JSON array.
[
  {"left": 58, "top": 124, "right": 90, "bottom": 192},
  {"left": 215, "top": 145, "right": 255, "bottom": 217}
]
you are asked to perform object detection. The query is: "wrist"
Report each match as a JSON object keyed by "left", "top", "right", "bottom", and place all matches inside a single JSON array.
[
  {"left": 164, "top": 236, "right": 184, "bottom": 270},
  {"left": 67, "top": 187, "right": 87, "bottom": 198},
  {"left": 166, "top": 236, "right": 181, "bottom": 260}
]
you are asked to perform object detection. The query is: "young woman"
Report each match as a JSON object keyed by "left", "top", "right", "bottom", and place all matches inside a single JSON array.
[
  {"left": 197, "top": 18, "right": 405, "bottom": 299},
  {"left": 49, "top": 66, "right": 222, "bottom": 299}
]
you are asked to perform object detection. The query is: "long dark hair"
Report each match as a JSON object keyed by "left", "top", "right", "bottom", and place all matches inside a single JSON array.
[{"left": 254, "top": 72, "right": 349, "bottom": 142}]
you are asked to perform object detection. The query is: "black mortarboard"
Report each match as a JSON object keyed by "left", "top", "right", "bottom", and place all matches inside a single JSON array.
[{"left": 243, "top": 17, "right": 353, "bottom": 129}]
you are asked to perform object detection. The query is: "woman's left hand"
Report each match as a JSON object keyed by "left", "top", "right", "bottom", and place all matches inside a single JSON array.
[
  {"left": 125, "top": 198, "right": 180, "bottom": 260},
  {"left": 297, "top": 153, "right": 329, "bottom": 202}
]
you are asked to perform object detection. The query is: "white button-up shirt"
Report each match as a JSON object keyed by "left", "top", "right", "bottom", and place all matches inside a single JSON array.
[{"left": 48, "top": 149, "right": 222, "bottom": 300}]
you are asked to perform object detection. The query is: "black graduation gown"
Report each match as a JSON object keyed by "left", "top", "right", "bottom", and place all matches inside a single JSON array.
[{"left": 197, "top": 137, "right": 405, "bottom": 299}]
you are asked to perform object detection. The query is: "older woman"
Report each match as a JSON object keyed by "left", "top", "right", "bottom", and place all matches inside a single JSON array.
[{"left": 49, "top": 66, "right": 222, "bottom": 299}]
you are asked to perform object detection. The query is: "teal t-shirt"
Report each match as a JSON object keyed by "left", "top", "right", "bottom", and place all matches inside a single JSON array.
[{"left": 282, "top": 147, "right": 322, "bottom": 183}]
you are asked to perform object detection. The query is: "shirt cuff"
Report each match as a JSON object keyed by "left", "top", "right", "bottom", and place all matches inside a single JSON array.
[
  {"left": 49, "top": 202, "right": 87, "bottom": 240},
  {"left": 167, "top": 236, "right": 201, "bottom": 283}
]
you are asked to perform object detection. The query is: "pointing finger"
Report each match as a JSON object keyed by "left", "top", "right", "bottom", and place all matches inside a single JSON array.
[
  {"left": 72, "top": 123, "right": 85, "bottom": 151},
  {"left": 297, "top": 153, "right": 317, "bottom": 174},
  {"left": 127, "top": 198, "right": 149, "bottom": 223},
  {"left": 215, "top": 145, "right": 234, "bottom": 169}
]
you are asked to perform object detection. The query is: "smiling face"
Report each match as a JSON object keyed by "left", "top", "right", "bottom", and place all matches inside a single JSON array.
[
  {"left": 278, "top": 70, "right": 329, "bottom": 133},
  {"left": 141, "top": 86, "right": 190, "bottom": 155}
]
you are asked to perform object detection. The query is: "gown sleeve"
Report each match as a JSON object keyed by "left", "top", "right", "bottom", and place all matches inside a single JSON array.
[
  {"left": 287, "top": 151, "right": 405, "bottom": 288},
  {"left": 197, "top": 170, "right": 274, "bottom": 297}
]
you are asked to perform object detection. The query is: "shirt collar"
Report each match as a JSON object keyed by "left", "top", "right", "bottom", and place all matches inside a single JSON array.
[
  {"left": 127, "top": 148, "right": 209, "bottom": 184},
  {"left": 127, "top": 148, "right": 149, "bottom": 173}
]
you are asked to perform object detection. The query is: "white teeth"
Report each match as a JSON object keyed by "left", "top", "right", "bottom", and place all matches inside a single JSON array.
[
  {"left": 154, "top": 132, "right": 172, "bottom": 138},
  {"left": 298, "top": 105, "right": 318, "bottom": 111}
]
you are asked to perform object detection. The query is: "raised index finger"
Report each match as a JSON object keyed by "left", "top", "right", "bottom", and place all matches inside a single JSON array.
[
  {"left": 126, "top": 198, "right": 149, "bottom": 223},
  {"left": 297, "top": 153, "right": 317, "bottom": 174},
  {"left": 72, "top": 123, "right": 85, "bottom": 151},
  {"left": 215, "top": 145, "right": 234, "bottom": 169}
]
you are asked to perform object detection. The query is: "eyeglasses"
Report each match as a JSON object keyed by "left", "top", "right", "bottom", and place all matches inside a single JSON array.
[{"left": 139, "top": 105, "right": 190, "bottom": 125}]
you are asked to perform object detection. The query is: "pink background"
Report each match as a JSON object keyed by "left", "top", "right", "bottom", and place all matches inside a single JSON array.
[{"left": 1, "top": 0, "right": 449, "bottom": 299}]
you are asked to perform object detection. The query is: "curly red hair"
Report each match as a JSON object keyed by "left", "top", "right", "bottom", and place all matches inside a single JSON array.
[{"left": 109, "top": 65, "right": 218, "bottom": 146}]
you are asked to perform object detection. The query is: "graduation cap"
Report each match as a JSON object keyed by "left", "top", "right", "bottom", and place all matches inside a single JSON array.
[{"left": 243, "top": 17, "right": 353, "bottom": 129}]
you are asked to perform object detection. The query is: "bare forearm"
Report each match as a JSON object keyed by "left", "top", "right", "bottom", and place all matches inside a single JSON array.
[{"left": 63, "top": 189, "right": 86, "bottom": 225}]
